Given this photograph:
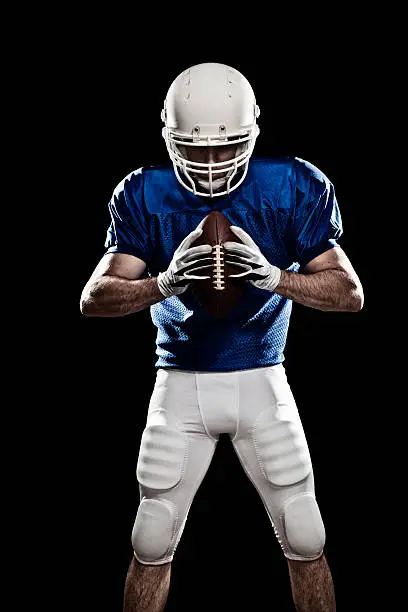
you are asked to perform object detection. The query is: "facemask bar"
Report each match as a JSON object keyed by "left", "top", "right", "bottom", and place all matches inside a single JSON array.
[{"left": 162, "top": 126, "right": 259, "bottom": 197}]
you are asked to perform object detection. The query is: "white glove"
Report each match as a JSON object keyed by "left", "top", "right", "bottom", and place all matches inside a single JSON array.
[
  {"left": 224, "top": 226, "right": 281, "bottom": 291},
  {"left": 157, "top": 219, "right": 213, "bottom": 298}
]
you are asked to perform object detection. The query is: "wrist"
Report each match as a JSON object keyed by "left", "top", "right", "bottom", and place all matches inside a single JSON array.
[
  {"left": 267, "top": 265, "right": 281, "bottom": 291},
  {"left": 270, "top": 265, "right": 282, "bottom": 291},
  {"left": 252, "top": 264, "right": 281, "bottom": 291},
  {"left": 157, "top": 272, "right": 173, "bottom": 298}
]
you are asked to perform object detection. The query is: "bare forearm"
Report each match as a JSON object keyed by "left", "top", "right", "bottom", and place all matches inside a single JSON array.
[
  {"left": 275, "top": 268, "right": 363, "bottom": 312},
  {"left": 80, "top": 276, "right": 165, "bottom": 317}
]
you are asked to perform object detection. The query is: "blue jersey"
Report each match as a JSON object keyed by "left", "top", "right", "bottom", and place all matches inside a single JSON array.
[{"left": 104, "top": 157, "right": 343, "bottom": 371}]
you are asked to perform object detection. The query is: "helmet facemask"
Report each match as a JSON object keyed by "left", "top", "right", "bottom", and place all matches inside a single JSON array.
[{"left": 162, "top": 129, "right": 258, "bottom": 197}]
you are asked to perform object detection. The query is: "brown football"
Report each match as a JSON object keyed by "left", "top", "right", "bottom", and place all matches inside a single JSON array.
[{"left": 190, "top": 211, "right": 245, "bottom": 318}]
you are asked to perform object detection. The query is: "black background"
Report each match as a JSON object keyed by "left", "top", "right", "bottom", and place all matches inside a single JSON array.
[{"left": 49, "top": 30, "right": 392, "bottom": 611}]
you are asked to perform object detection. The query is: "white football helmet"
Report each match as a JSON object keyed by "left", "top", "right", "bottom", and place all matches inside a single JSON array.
[{"left": 161, "top": 62, "right": 260, "bottom": 197}]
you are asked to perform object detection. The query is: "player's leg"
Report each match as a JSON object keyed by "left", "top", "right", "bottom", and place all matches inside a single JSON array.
[
  {"left": 287, "top": 554, "right": 336, "bottom": 612},
  {"left": 124, "top": 558, "right": 171, "bottom": 612},
  {"left": 229, "top": 364, "right": 335, "bottom": 611},
  {"left": 124, "top": 368, "right": 218, "bottom": 612}
]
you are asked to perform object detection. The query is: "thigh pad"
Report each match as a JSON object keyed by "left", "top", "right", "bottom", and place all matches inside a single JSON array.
[
  {"left": 137, "top": 411, "right": 187, "bottom": 490},
  {"left": 252, "top": 410, "right": 312, "bottom": 487}
]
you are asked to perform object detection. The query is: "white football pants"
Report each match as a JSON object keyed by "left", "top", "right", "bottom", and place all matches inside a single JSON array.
[{"left": 132, "top": 364, "right": 326, "bottom": 565}]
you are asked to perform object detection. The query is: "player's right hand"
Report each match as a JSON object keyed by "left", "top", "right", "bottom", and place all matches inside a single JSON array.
[{"left": 157, "top": 219, "right": 213, "bottom": 298}]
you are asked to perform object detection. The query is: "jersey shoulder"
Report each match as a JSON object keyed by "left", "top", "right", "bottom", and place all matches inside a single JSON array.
[
  {"left": 112, "top": 166, "right": 143, "bottom": 197},
  {"left": 249, "top": 156, "right": 294, "bottom": 173},
  {"left": 292, "top": 156, "right": 332, "bottom": 194},
  {"left": 112, "top": 163, "right": 174, "bottom": 195},
  {"left": 111, "top": 163, "right": 177, "bottom": 214},
  {"left": 250, "top": 155, "right": 331, "bottom": 186},
  {"left": 246, "top": 156, "right": 295, "bottom": 193}
]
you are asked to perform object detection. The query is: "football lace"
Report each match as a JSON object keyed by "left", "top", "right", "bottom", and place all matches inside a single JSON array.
[{"left": 212, "top": 244, "right": 225, "bottom": 291}]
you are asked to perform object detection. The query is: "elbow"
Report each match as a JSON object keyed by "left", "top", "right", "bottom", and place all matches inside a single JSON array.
[
  {"left": 329, "top": 280, "right": 364, "bottom": 313},
  {"left": 350, "top": 294, "right": 364, "bottom": 312},
  {"left": 80, "top": 294, "right": 96, "bottom": 317},
  {"left": 338, "top": 272, "right": 364, "bottom": 312},
  {"left": 356, "top": 289, "right": 364, "bottom": 311},
  {"left": 348, "top": 284, "right": 365, "bottom": 312},
  {"left": 80, "top": 278, "right": 120, "bottom": 317},
  {"left": 80, "top": 285, "right": 101, "bottom": 317}
]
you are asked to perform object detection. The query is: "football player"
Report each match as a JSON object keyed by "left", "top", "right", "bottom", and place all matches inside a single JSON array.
[{"left": 80, "top": 62, "right": 364, "bottom": 612}]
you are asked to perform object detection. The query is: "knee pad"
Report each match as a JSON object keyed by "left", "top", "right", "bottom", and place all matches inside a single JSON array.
[
  {"left": 131, "top": 498, "right": 177, "bottom": 565},
  {"left": 133, "top": 413, "right": 187, "bottom": 563},
  {"left": 253, "top": 413, "right": 312, "bottom": 487},
  {"left": 282, "top": 493, "right": 326, "bottom": 560}
]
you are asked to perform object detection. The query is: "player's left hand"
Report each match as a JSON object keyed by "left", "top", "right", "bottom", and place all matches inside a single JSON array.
[{"left": 224, "top": 226, "right": 281, "bottom": 291}]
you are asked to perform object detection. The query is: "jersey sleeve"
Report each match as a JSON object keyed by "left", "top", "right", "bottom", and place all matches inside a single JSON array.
[
  {"left": 293, "top": 159, "right": 343, "bottom": 270},
  {"left": 104, "top": 168, "right": 151, "bottom": 264}
]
